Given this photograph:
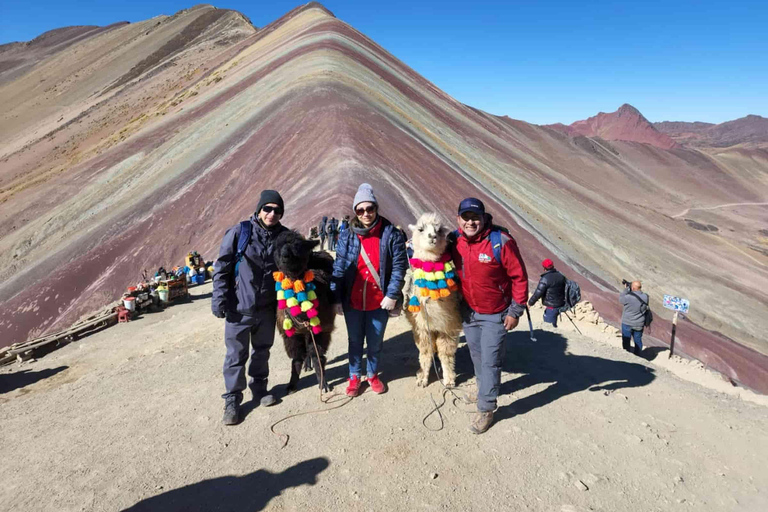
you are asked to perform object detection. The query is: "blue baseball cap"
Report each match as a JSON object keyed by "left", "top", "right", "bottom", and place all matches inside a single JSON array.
[{"left": 458, "top": 197, "right": 485, "bottom": 216}]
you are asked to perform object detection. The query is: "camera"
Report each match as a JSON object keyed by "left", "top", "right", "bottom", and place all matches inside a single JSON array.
[{"left": 621, "top": 279, "right": 631, "bottom": 288}]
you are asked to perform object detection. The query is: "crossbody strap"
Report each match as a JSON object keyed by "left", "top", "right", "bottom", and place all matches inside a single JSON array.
[
  {"left": 359, "top": 243, "right": 382, "bottom": 289},
  {"left": 629, "top": 291, "right": 649, "bottom": 312}
]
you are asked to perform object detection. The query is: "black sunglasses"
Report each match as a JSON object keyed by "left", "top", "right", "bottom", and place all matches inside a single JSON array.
[
  {"left": 460, "top": 212, "right": 481, "bottom": 221},
  {"left": 261, "top": 205, "right": 283, "bottom": 215},
  {"left": 355, "top": 205, "right": 377, "bottom": 215}
]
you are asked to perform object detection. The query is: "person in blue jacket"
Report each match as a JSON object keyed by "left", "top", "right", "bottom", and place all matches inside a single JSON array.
[
  {"left": 212, "top": 190, "right": 288, "bottom": 426},
  {"left": 331, "top": 184, "right": 408, "bottom": 397}
]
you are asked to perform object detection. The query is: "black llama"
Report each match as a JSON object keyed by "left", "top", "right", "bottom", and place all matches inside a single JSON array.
[{"left": 273, "top": 230, "right": 336, "bottom": 393}]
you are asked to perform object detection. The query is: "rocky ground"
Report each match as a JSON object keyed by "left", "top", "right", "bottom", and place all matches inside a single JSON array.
[{"left": 1, "top": 282, "right": 767, "bottom": 512}]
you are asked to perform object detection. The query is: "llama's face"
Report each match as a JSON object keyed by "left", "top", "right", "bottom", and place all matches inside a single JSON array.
[
  {"left": 274, "top": 231, "right": 319, "bottom": 280},
  {"left": 409, "top": 213, "right": 448, "bottom": 256}
]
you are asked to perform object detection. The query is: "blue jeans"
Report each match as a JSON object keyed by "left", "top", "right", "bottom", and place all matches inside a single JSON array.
[
  {"left": 344, "top": 307, "right": 390, "bottom": 378},
  {"left": 543, "top": 307, "right": 559, "bottom": 327},
  {"left": 621, "top": 323, "right": 643, "bottom": 352}
]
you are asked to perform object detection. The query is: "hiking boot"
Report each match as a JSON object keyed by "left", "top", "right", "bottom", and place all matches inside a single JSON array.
[
  {"left": 634, "top": 346, "right": 643, "bottom": 356},
  {"left": 222, "top": 397, "right": 241, "bottom": 426},
  {"left": 251, "top": 386, "right": 277, "bottom": 407},
  {"left": 469, "top": 411, "right": 494, "bottom": 434},
  {"left": 367, "top": 374, "right": 386, "bottom": 394},
  {"left": 346, "top": 375, "right": 362, "bottom": 397}
]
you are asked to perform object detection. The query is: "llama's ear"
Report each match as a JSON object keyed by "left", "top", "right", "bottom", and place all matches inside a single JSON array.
[
  {"left": 408, "top": 224, "right": 417, "bottom": 234},
  {"left": 304, "top": 239, "right": 319, "bottom": 251}
]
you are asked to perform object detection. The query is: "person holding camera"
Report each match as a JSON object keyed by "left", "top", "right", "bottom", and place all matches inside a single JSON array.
[{"left": 619, "top": 280, "right": 649, "bottom": 355}]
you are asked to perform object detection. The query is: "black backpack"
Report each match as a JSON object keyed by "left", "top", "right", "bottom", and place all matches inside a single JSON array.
[
  {"left": 559, "top": 278, "right": 582, "bottom": 313},
  {"left": 629, "top": 291, "right": 654, "bottom": 328}
]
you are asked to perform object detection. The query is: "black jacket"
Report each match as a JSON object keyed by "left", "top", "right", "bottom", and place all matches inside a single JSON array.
[
  {"left": 528, "top": 269, "right": 566, "bottom": 308},
  {"left": 212, "top": 215, "right": 288, "bottom": 316}
]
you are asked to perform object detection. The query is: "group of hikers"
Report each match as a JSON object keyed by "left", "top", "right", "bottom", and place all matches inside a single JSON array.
[
  {"left": 211, "top": 184, "right": 651, "bottom": 433},
  {"left": 311, "top": 215, "right": 350, "bottom": 251}
]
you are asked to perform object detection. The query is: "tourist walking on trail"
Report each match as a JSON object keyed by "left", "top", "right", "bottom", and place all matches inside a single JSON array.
[
  {"left": 212, "top": 190, "right": 289, "bottom": 426},
  {"left": 528, "top": 259, "right": 566, "bottom": 327},
  {"left": 620, "top": 280, "right": 649, "bottom": 356},
  {"left": 450, "top": 198, "right": 529, "bottom": 434},
  {"left": 326, "top": 217, "right": 337, "bottom": 251},
  {"left": 318, "top": 216, "right": 328, "bottom": 250},
  {"left": 331, "top": 183, "right": 408, "bottom": 397}
]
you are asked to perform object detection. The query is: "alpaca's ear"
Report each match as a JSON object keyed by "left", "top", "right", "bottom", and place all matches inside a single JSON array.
[
  {"left": 304, "top": 239, "right": 319, "bottom": 251},
  {"left": 408, "top": 224, "right": 417, "bottom": 234}
]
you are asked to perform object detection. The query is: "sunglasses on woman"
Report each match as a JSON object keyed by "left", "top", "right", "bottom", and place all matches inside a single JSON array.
[
  {"left": 261, "top": 205, "right": 283, "bottom": 215},
  {"left": 355, "top": 205, "right": 377, "bottom": 215}
]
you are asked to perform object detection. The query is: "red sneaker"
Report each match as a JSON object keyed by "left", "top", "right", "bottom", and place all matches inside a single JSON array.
[
  {"left": 346, "top": 375, "right": 362, "bottom": 397},
  {"left": 367, "top": 374, "right": 386, "bottom": 394}
]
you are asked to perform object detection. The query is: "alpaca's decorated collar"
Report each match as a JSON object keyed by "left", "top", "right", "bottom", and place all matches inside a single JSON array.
[
  {"left": 273, "top": 271, "right": 321, "bottom": 337},
  {"left": 407, "top": 252, "right": 459, "bottom": 313}
]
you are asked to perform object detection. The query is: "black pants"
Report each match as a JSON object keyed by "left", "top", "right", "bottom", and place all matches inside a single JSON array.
[{"left": 222, "top": 308, "right": 277, "bottom": 400}]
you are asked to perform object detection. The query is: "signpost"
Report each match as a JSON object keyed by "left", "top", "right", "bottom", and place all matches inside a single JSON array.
[{"left": 663, "top": 295, "right": 690, "bottom": 358}]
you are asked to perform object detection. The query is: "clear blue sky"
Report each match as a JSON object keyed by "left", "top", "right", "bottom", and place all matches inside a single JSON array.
[{"left": 1, "top": 0, "right": 765, "bottom": 125}]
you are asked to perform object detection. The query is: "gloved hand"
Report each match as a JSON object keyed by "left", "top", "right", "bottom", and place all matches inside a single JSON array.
[
  {"left": 334, "top": 303, "right": 344, "bottom": 316},
  {"left": 380, "top": 297, "right": 397, "bottom": 311},
  {"left": 212, "top": 310, "right": 226, "bottom": 319}
]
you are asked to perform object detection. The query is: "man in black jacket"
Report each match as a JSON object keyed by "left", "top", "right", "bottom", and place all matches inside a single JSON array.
[
  {"left": 528, "top": 258, "right": 566, "bottom": 327},
  {"left": 212, "top": 190, "right": 288, "bottom": 425}
]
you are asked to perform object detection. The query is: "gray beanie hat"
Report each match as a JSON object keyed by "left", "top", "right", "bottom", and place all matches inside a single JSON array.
[{"left": 353, "top": 183, "right": 377, "bottom": 210}]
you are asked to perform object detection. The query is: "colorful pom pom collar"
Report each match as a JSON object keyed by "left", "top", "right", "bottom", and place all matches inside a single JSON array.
[
  {"left": 407, "top": 252, "right": 459, "bottom": 313},
  {"left": 273, "top": 270, "right": 322, "bottom": 337}
]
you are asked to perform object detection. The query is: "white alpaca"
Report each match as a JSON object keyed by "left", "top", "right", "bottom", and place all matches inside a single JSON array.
[{"left": 404, "top": 213, "right": 463, "bottom": 387}]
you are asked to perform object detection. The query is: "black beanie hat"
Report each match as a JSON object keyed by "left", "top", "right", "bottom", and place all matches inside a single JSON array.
[{"left": 256, "top": 190, "right": 284, "bottom": 215}]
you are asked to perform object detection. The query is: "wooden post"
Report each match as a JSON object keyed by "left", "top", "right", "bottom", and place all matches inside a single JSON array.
[{"left": 668, "top": 310, "right": 679, "bottom": 358}]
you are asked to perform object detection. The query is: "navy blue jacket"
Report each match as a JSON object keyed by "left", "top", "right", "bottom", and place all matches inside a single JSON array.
[
  {"left": 212, "top": 215, "right": 288, "bottom": 316},
  {"left": 331, "top": 216, "right": 408, "bottom": 307}
]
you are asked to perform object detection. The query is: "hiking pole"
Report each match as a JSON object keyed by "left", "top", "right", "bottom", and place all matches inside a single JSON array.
[
  {"left": 562, "top": 311, "right": 583, "bottom": 335},
  {"left": 524, "top": 306, "right": 537, "bottom": 342}
]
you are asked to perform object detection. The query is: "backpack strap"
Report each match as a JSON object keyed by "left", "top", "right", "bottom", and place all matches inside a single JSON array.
[
  {"left": 489, "top": 228, "right": 512, "bottom": 264},
  {"left": 234, "top": 220, "right": 252, "bottom": 278}
]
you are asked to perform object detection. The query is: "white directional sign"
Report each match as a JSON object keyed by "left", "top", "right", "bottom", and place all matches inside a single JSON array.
[{"left": 663, "top": 295, "right": 689, "bottom": 314}]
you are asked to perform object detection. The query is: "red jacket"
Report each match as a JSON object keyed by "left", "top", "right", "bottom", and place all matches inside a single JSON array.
[
  {"left": 451, "top": 226, "right": 529, "bottom": 316},
  {"left": 350, "top": 221, "right": 385, "bottom": 311}
]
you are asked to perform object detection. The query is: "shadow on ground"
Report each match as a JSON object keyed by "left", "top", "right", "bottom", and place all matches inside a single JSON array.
[
  {"left": 492, "top": 328, "right": 655, "bottom": 423},
  {"left": 121, "top": 457, "right": 330, "bottom": 512},
  {"left": 279, "top": 323, "right": 655, "bottom": 431},
  {"left": 0, "top": 366, "right": 68, "bottom": 394}
]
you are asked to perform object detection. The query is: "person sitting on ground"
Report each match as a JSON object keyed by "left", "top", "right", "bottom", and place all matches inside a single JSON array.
[
  {"left": 212, "top": 190, "right": 289, "bottom": 426},
  {"left": 450, "top": 198, "right": 528, "bottom": 435},
  {"left": 619, "top": 280, "right": 648, "bottom": 356},
  {"left": 331, "top": 183, "right": 408, "bottom": 397},
  {"left": 528, "top": 258, "right": 566, "bottom": 327}
]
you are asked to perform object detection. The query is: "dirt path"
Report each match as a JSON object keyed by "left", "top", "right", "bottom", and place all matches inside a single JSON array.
[
  {"left": 1, "top": 283, "right": 767, "bottom": 512},
  {"left": 671, "top": 202, "right": 768, "bottom": 218}
]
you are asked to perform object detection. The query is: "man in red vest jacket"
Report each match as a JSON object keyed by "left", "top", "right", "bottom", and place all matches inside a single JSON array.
[{"left": 451, "top": 197, "right": 529, "bottom": 434}]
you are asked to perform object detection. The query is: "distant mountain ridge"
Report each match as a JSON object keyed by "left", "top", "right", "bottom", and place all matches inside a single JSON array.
[
  {"left": 654, "top": 115, "right": 768, "bottom": 148},
  {"left": 545, "top": 104, "right": 678, "bottom": 150}
]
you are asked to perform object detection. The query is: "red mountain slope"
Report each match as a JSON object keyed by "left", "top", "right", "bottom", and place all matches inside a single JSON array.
[{"left": 547, "top": 104, "right": 678, "bottom": 149}]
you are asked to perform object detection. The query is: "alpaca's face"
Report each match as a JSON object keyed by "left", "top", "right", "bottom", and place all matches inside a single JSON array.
[
  {"left": 409, "top": 213, "right": 448, "bottom": 256},
  {"left": 274, "top": 231, "right": 319, "bottom": 280}
]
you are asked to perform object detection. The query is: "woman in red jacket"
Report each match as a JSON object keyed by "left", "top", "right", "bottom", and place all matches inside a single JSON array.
[{"left": 450, "top": 197, "right": 529, "bottom": 434}]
